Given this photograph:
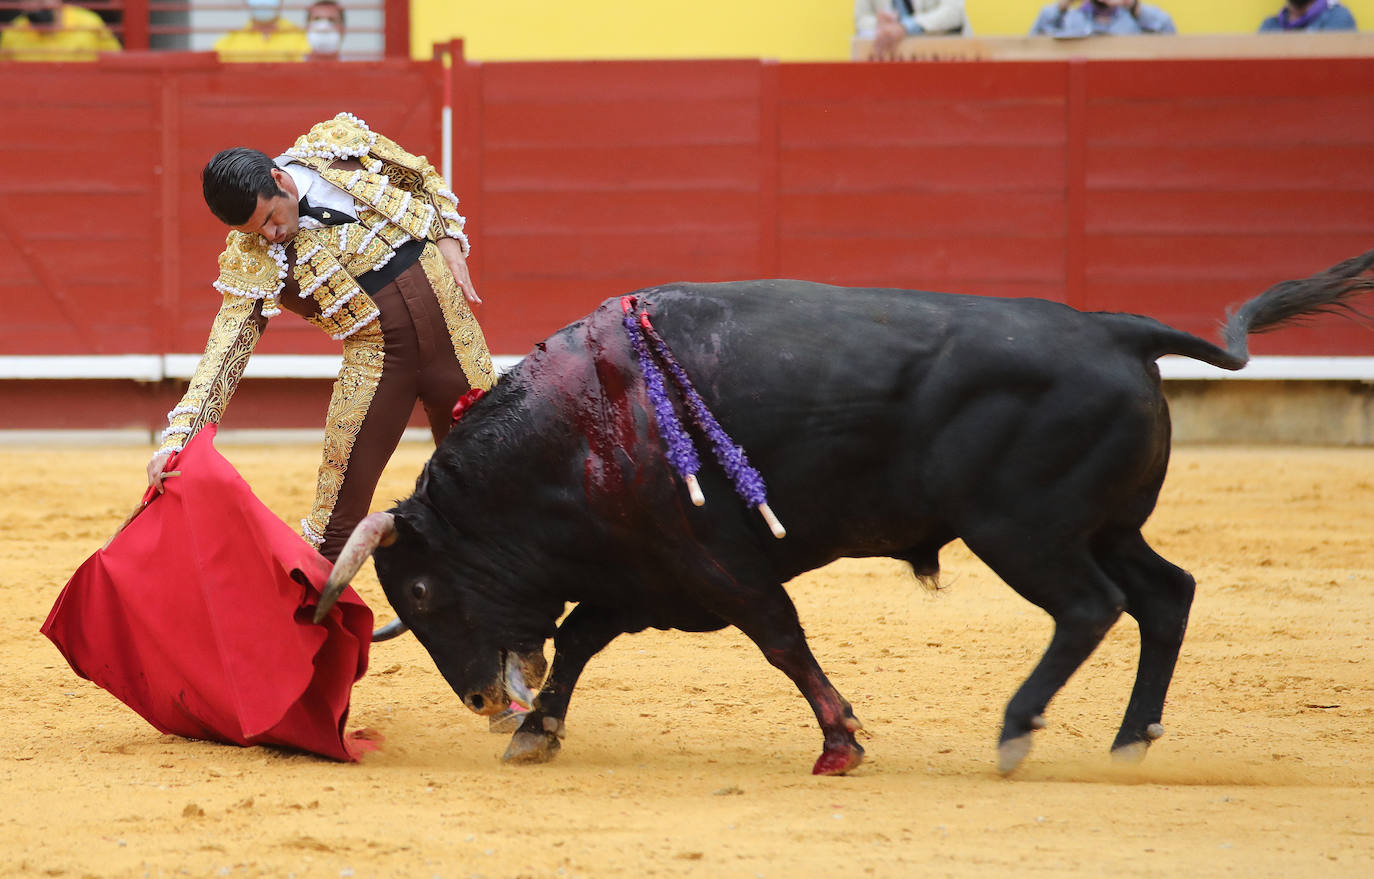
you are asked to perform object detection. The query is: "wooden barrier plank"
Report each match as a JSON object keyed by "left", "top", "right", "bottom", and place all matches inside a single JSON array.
[
  {"left": 779, "top": 191, "right": 1066, "bottom": 236},
  {"left": 1083, "top": 57, "right": 1374, "bottom": 100},
  {"left": 482, "top": 144, "right": 760, "bottom": 191},
  {"left": 483, "top": 231, "right": 759, "bottom": 281},
  {"left": 1086, "top": 190, "right": 1374, "bottom": 235},
  {"left": 480, "top": 60, "right": 763, "bottom": 102},
  {"left": 483, "top": 100, "right": 762, "bottom": 149},
  {"left": 1083, "top": 233, "right": 1374, "bottom": 280},
  {"left": 484, "top": 190, "right": 760, "bottom": 234},
  {"left": 1087, "top": 96, "right": 1374, "bottom": 146},
  {"left": 781, "top": 61, "right": 1066, "bottom": 101},
  {"left": 778, "top": 144, "right": 1067, "bottom": 191},
  {"left": 778, "top": 98, "right": 1066, "bottom": 147},
  {"left": 780, "top": 235, "right": 1065, "bottom": 288},
  {"left": 1086, "top": 145, "right": 1374, "bottom": 189}
]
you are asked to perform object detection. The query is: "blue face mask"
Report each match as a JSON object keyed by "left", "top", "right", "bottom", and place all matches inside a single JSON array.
[{"left": 246, "top": 0, "right": 281, "bottom": 23}]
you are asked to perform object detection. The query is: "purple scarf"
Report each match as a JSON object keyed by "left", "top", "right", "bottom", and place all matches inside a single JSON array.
[{"left": 1280, "top": 0, "right": 1329, "bottom": 29}]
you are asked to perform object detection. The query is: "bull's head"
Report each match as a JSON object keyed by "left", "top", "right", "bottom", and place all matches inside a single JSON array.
[{"left": 313, "top": 511, "right": 546, "bottom": 716}]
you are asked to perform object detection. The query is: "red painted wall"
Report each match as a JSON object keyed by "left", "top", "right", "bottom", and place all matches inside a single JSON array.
[{"left": 2, "top": 54, "right": 1372, "bottom": 431}]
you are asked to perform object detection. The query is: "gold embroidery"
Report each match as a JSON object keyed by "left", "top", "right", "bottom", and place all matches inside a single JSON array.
[
  {"left": 419, "top": 243, "right": 495, "bottom": 392},
  {"left": 361, "top": 132, "right": 458, "bottom": 241},
  {"left": 284, "top": 113, "right": 376, "bottom": 161},
  {"left": 302, "top": 322, "right": 386, "bottom": 544},
  {"left": 378, "top": 162, "right": 423, "bottom": 192},
  {"left": 213, "top": 231, "right": 286, "bottom": 314},
  {"left": 291, "top": 227, "right": 382, "bottom": 338},
  {"left": 159, "top": 295, "right": 264, "bottom": 453},
  {"left": 320, "top": 164, "right": 441, "bottom": 243}
]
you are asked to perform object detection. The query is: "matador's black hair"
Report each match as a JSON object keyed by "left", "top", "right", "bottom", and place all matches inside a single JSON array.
[{"left": 201, "top": 148, "right": 286, "bottom": 226}]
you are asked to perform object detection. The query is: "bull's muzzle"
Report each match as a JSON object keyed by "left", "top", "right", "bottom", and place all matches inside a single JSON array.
[
  {"left": 463, "top": 650, "right": 546, "bottom": 716},
  {"left": 461, "top": 680, "right": 508, "bottom": 716},
  {"left": 313, "top": 511, "right": 397, "bottom": 624}
]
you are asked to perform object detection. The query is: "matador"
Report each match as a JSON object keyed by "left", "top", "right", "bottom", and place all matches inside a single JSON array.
[{"left": 148, "top": 113, "right": 495, "bottom": 563}]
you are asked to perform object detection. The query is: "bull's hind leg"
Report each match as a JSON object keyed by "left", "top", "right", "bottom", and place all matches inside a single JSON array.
[
  {"left": 1093, "top": 529, "right": 1195, "bottom": 762},
  {"left": 964, "top": 536, "right": 1125, "bottom": 774},
  {"left": 502, "top": 603, "right": 629, "bottom": 764}
]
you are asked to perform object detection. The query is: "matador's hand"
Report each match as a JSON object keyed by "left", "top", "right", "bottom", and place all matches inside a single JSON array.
[
  {"left": 146, "top": 450, "right": 179, "bottom": 494},
  {"left": 437, "top": 237, "right": 481, "bottom": 306}
]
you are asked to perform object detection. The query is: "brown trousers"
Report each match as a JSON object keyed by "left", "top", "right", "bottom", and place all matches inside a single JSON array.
[{"left": 314, "top": 259, "right": 473, "bottom": 562}]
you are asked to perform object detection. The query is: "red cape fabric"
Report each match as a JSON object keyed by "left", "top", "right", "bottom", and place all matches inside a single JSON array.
[{"left": 41, "top": 426, "right": 376, "bottom": 761}]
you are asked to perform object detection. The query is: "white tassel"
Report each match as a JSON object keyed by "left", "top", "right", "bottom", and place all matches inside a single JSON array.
[
  {"left": 685, "top": 474, "right": 705, "bottom": 507},
  {"left": 758, "top": 503, "right": 786, "bottom": 539}
]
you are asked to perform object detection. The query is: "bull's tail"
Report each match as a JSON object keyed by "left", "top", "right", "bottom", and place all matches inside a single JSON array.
[
  {"left": 1135, "top": 248, "right": 1374, "bottom": 371},
  {"left": 1220, "top": 248, "right": 1374, "bottom": 361}
]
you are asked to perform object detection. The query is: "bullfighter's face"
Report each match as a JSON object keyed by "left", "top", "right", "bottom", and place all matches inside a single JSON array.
[{"left": 232, "top": 167, "right": 300, "bottom": 244}]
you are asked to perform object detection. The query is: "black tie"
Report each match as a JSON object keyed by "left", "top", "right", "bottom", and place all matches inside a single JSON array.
[{"left": 298, "top": 195, "right": 356, "bottom": 226}]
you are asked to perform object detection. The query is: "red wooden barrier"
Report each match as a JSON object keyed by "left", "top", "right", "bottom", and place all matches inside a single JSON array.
[
  {"left": 465, "top": 56, "right": 1374, "bottom": 357},
  {"left": 2, "top": 54, "right": 1372, "bottom": 432}
]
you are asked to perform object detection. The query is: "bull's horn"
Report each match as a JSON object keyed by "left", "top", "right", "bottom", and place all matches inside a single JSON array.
[
  {"left": 371, "top": 618, "right": 409, "bottom": 642},
  {"left": 313, "top": 511, "right": 397, "bottom": 624},
  {"left": 503, "top": 651, "right": 537, "bottom": 709}
]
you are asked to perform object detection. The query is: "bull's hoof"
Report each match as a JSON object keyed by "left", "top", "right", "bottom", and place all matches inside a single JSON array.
[
  {"left": 501, "top": 730, "right": 561, "bottom": 764},
  {"left": 812, "top": 745, "right": 864, "bottom": 776},
  {"left": 996, "top": 732, "right": 1034, "bottom": 775},
  {"left": 996, "top": 714, "right": 1045, "bottom": 775},
  {"left": 1111, "top": 723, "right": 1165, "bottom": 764},
  {"left": 1110, "top": 741, "right": 1149, "bottom": 764}
]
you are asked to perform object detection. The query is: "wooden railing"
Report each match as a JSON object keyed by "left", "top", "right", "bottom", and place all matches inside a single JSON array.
[{"left": 852, "top": 32, "right": 1374, "bottom": 62}]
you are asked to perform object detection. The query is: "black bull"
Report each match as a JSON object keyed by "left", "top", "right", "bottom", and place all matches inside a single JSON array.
[{"left": 317, "top": 251, "right": 1372, "bottom": 775}]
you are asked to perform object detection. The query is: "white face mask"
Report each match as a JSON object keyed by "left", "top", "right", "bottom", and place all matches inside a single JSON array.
[
  {"left": 307, "top": 20, "right": 342, "bottom": 54},
  {"left": 246, "top": 0, "right": 281, "bottom": 24}
]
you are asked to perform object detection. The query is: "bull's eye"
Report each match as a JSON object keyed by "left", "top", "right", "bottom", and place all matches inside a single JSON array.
[{"left": 411, "top": 581, "right": 429, "bottom": 601}]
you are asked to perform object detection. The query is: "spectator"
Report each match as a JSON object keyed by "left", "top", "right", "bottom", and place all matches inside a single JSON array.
[
  {"left": 1259, "top": 0, "right": 1358, "bottom": 31},
  {"left": 869, "top": 1, "right": 970, "bottom": 57},
  {"left": 0, "top": 0, "right": 121, "bottom": 61},
  {"left": 305, "top": 0, "right": 346, "bottom": 59},
  {"left": 214, "top": 0, "right": 310, "bottom": 62},
  {"left": 857, "top": 1, "right": 969, "bottom": 40},
  {"left": 1030, "top": 0, "right": 1176, "bottom": 36},
  {"left": 855, "top": 0, "right": 886, "bottom": 37}
]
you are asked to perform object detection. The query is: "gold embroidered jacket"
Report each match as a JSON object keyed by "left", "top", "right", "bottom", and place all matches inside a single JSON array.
[{"left": 158, "top": 113, "right": 485, "bottom": 455}]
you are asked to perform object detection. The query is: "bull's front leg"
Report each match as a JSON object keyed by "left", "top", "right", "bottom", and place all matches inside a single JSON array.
[
  {"left": 501, "top": 602, "right": 628, "bottom": 765},
  {"left": 755, "top": 631, "right": 866, "bottom": 775},
  {"left": 716, "top": 588, "right": 865, "bottom": 775}
]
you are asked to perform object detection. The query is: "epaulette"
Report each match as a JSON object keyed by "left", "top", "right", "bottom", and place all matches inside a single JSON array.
[
  {"left": 213, "top": 231, "right": 287, "bottom": 316},
  {"left": 282, "top": 112, "right": 378, "bottom": 162}
]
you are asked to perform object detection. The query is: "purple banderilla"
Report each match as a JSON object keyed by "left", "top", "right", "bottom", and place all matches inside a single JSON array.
[{"left": 619, "top": 296, "right": 785, "bottom": 539}]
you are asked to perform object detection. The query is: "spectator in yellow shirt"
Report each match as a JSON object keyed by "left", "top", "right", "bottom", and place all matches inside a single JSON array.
[
  {"left": 0, "top": 0, "right": 121, "bottom": 61},
  {"left": 214, "top": 0, "right": 311, "bottom": 62}
]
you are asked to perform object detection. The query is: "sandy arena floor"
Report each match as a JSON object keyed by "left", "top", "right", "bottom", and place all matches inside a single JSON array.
[{"left": 0, "top": 442, "right": 1370, "bottom": 878}]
